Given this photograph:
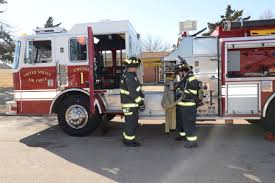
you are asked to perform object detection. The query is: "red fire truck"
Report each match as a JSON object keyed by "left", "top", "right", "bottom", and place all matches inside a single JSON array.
[
  {"left": 7, "top": 20, "right": 149, "bottom": 136},
  {"left": 163, "top": 19, "right": 275, "bottom": 140},
  {"left": 6, "top": 19, "right": 275, "bottom": 138}
]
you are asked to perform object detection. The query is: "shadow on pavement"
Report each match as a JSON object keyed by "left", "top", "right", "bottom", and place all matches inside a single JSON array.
[{"left": 19, "top": 121, "right": 272, "bottom": 183}]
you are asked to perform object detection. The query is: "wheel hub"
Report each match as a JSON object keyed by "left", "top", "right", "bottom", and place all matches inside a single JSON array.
[{"left": 65, "top": 105, "right": 88, "bottom": 129}]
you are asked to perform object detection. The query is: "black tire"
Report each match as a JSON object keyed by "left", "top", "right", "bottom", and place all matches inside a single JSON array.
[
  {"left": 246, "top": 120, "right": 262, "bottom": 124},
  {"left": 57, "top": 95, "right": 102, "bottom": 136},
  {"left": 263, "top": 100, "right": 275, "bottom": 133}
]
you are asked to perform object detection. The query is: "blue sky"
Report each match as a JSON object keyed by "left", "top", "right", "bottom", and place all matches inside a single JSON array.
[{"left": 1, "top": 0, "right": 274, "bottom": 44}]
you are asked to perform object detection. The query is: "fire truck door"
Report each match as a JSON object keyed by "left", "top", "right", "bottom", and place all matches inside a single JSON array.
[
  {"left": 19, "top": 37, "right": 57, "bottom": 114},
  {"left": 224, "top": 48, "right": 261, "bottom": 116}
]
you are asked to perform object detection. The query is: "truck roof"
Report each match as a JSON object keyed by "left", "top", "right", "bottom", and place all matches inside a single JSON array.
[
  {"left": 70, "top": 20, "right": 137, "bottom": 35},
  {"left": 19, "top": 20, "right": 137, "bottom": 39}
]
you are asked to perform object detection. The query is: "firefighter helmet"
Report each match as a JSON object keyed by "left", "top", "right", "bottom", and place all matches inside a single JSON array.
[
  {"left": 123, "top": 57, "right": 141, "bottom": 68},
  {"left": 175, "top": 56, "right": 192, "bottom": 73},
  {"left": 174, "top": 63, "right": 190, "bottom": 73}
]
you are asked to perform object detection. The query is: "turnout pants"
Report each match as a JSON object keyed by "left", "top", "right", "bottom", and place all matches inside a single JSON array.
[
  {"left": 176, "top": 105, "right": 197, "bottom": 141},
  {"left": 123, "top": 107, "right": 139, "bottom": 141}
]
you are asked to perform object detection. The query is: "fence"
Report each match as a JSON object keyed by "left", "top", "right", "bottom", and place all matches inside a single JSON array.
[{"left": 0, "top": 69, "right": 13, "bottom": 88}]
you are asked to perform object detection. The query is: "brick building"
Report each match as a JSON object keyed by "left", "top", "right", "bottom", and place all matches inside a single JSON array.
[
  {"left": 142, "top": 52, "right": 168, "bottom": 84},
  {"left": 0, "top": 61, "right": 13, "bottom": 88}
]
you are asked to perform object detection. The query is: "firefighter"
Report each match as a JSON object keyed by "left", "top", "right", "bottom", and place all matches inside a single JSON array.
[
  {"left": 120, "top": 57, "right": 145, "bottom": 147},
  {"left": 174, "top": 60, "right": 199, "bottom": 148}
]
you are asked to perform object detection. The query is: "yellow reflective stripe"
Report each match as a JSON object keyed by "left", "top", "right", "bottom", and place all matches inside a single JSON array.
[
  {"left": 188, "top": 76, "right": 197, "bottom": 82},
  {"left": 120, "top": 89, "right": 130, "bottom": 95},
  {"left": 189, "top": 89, "right": 198, "bottom": 94},
  {"left": 187, "top": 136, "right": 198, "bottom": 141},
  {"left": 136, "top": 86, "right": 141, "bottom": 92},
  {"left": 122, "top": 103, "right": 139, "bottom": 108},
  {"left": 177, "top": 102, "right": 196, "bottom": 106},
  {"left": 134, "top": 96, "right": 142, "bottom": 103},
  {"left": 124, "top": 112, "right": 133, "bottom": 116},
  {"left": 184, "top": 89, "right": 197, "bottom": 95},
  {"left": 123, "top": 132, "right": 135, "bottom": 140},
  {"left": 124, "top": 59, "right": 131, "bottom": 64},
  {"left": 179, "top": 132, "right": 186, "bottom": 136}
]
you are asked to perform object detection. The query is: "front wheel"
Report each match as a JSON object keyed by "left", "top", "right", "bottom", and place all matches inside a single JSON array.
[
  {"left": 57, "top": 95, "right": 102, "bottom": 136},
  {"left": 263, "top": 101, "right": 275, "bottom": 134},
  {"left": 246, "top": 120, "right": 262, "bottom": 124}
]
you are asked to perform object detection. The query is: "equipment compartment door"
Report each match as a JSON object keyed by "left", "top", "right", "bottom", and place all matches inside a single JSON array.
[{"left": 225, "top": 82, "right": 261, "bottom": 115}]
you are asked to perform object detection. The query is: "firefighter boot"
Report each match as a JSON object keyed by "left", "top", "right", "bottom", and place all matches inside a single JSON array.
[
  {"left": 175, "top": 132, "right": 187, "bottom": 141},
  {"left": 184, "top": 140, "right": 198, "bottom": 148},
  {"left": 123, "top": 139, "right": 141, "bottom": 147}
]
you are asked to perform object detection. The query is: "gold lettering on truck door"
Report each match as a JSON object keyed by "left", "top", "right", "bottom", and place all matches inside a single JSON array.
[{"left": 80, "top": 72, "right": 84, "bottom": 84}]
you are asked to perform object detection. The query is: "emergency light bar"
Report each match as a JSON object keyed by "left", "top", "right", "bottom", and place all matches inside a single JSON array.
[
  {"left": 33, "top": 27, "right": 67, "bottom": 34},
  {"left": 179, "top": 20, "right": 197, "bottom": 32}
]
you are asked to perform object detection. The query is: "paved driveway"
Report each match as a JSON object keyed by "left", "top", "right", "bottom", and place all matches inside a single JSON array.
[{"left": 0, "top": 116, "right": 274, "bottom": 183}]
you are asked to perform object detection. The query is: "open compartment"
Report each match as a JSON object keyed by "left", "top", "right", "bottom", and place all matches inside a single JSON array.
[{"left": 94, "top": 33, "right": 126, "bottom": 89}]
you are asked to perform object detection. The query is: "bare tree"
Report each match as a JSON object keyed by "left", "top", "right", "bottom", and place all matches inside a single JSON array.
[
  {"left": 0, "top": 0, "right": 15, "bottom": 63},
  {"left": 142, "top": 35, "right": 171, "bottom": 52},
  {"left": 260, "top": 9, "right": 274, "bottom": 19}
]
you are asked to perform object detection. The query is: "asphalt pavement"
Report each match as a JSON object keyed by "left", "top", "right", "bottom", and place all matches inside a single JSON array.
[{"left": 0, "top": 116, "right": 274, "bottom": 183}]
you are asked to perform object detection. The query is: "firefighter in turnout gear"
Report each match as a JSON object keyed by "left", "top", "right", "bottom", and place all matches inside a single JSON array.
[
  {"left": 174, "top": 58, "right": 199, "bottom": 148},
  {"left": 120, "top": 57, "right": 145, "bottom": 147}
]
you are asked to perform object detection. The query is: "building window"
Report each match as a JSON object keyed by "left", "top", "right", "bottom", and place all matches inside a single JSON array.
[
  {"left": 25, "top": 40, "right": 52, "bottom": 64},
  {"left": 70, "top": 37, "right": 87, "bottom": 62}
]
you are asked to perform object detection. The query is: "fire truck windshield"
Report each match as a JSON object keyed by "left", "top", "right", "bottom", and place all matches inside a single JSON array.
[{"left": 12, "top": 41, "right": 21, "bottom": 69}]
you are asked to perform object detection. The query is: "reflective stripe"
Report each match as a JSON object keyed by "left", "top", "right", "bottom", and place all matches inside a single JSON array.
[
  {"left": 120, "top": 89, "right": 130, "bottom": 95},
  {"left": 187, "top": 136, "right": 197, "bottom": 141},
  {"left": 136, "top": 86, "right": 141, "bottom": 92},
  {"left": 184, "top": 89, "right": 197, "bottom": 95},
  {"left": 134, "top": 96, "right": 142, "bottom": 103},
  {"left": 124, "top": 112, "right": 133, "bottom": 116},
  {"left": 177, "top": 102, "right": 196, "bottom": 106},
  {"left": 179, "top": 132, "right": 186, "bottom": 136},
  {"left": 125, "top": 59, "right": 139, "bottom": 64},
  {"left": 124, "top": 59, "right": 131, "bottom": 64},
  {"left": 123, "top": 132, "right": 135, "bottom": 140},
  {"left": 122, "top": 103, "right": 139, "bottom": 108},
  {"left": 188, "top": 76, "right": 197, "bottom": 82}
]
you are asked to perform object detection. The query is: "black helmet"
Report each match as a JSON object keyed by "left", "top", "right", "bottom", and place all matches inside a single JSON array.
[
  {"left": 123, "top": 57, "right": 141, "bottom": 68},
  {"left": 174, "top": 63, "right": 189, "bottom": 73},
  {"left": 174, "top": 55, "right": 192, "bottom": 73}
]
